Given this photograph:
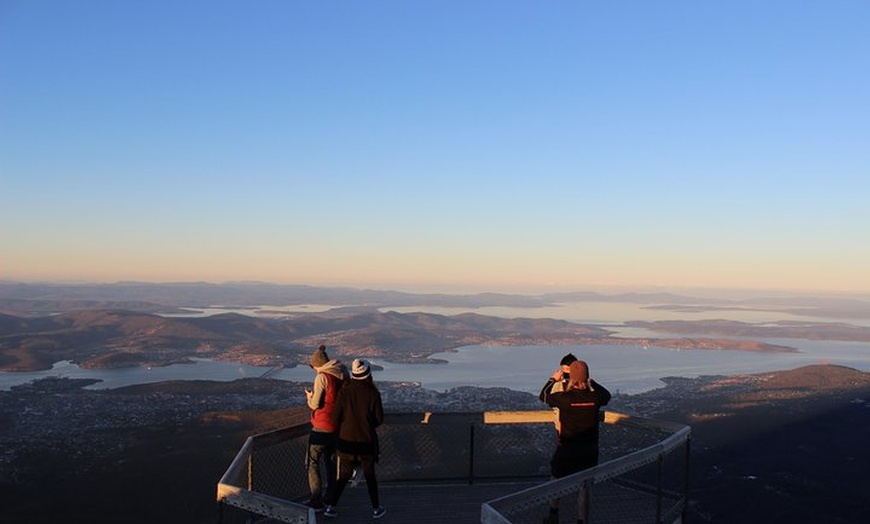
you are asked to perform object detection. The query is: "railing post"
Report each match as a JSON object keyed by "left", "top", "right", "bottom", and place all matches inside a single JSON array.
[
  {"left": 468, "top": 423, "right": 476, "bottom": 485},
  {"left": 247, "top": 454, "right": 253, "bottom": 491},
  {"left": 656, "top": 453, "right": 664, "bottom": 524},
  {"left": 683, "top": 436, "right": 691, "bottom": 523},
  {"left": 585, "top": 478, "right": 593, "bottom": 522}
]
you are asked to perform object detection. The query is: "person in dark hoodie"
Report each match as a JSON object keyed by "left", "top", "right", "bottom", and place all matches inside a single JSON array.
[
  {"left": 323, "top": 358, "right": 386, "bottom": 519},
  {"left": 541, "top": 360, "right": 611, "bottom": 524},
  {"left": 304, "top": 345, "right": 348, "bottom": 512}
]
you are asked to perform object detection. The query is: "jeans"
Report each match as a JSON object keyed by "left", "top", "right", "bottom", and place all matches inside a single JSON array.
[{"left": 307, "top": 432, "right": 337, "bottom": 501}]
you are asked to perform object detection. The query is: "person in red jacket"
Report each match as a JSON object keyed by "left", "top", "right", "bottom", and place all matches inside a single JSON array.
[
  {"left": 304, "top": 345, "right": 348, "bottom": 512},
  {"left": 541, "top": 360, "right": 611, "bottom": 524},
  {"left": 323, "top": 358, "right": 386, "bottom": 519}
]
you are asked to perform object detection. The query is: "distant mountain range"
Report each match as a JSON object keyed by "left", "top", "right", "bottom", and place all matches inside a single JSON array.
[
  {"left": 627, "top": 318, "right": 870, "bottom": 342},
  {"left": 2, "top": 280, "right": 869, "bottom": 319},
  {"left": 0, "top": 281, "right": 552, "bottom": 311}
]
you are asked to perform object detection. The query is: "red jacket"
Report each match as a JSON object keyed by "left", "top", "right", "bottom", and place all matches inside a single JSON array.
[{"left": 309, "top": 360, "right": 346, "bottom": 432}]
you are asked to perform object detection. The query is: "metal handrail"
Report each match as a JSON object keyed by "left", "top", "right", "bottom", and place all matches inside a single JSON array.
[{"left": 217, "top": 409, "right": 691, "bottom": 524}]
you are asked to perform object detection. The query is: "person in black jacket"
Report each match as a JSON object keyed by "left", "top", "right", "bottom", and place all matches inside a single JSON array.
[
  {"left": 541, "top": 360, "right": 611, "bottom": 524},
  {"left": 323, "top": 358, "right": 386, "bottom": 519}
]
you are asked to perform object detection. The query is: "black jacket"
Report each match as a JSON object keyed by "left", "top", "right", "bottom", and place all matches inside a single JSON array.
[
  {"left": 544, "top": 381, "right": 611, "bottom": 445},
  {"left": 331, "top": 377, "right": 384, "bottom": 457}
]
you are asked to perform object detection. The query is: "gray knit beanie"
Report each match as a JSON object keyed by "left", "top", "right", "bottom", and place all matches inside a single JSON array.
[{"left": 310, "top": 345, "right": 329, "bottom": 368}]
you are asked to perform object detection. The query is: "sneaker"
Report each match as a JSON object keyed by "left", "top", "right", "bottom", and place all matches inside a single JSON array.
[
  {"left": 372, "top": 506, "right": 387, "bottom": 519},
  {"left": 324, "top": 506, "right": 338, "bottom": 518}
]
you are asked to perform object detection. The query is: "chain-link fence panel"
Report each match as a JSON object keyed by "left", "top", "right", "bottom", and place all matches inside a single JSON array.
[{"left": 249, "top": 426, "right": 311, "bottom": 502}]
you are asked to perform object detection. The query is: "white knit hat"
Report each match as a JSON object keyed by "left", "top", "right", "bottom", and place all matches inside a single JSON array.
[{"left": 351, "top": 358, "right": 371, "bottom": 380}]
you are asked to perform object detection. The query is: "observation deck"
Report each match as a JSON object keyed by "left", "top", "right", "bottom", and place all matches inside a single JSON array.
[{"left": 217, "top": 410, "right": 690, "bottom": 524}]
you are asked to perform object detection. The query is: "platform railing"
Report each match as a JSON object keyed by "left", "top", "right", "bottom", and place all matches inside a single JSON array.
[
  {"left": 217, "top": 410, "right": 690, "bottom": 524},
  {"left": 481, "top": 412, "right": 691, "bottom": 524}
]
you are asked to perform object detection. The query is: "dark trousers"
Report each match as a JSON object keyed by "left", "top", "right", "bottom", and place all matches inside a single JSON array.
[
  {"left": 306, "top": 430, "right": 337, "bottom": 502},
  {"left": 325, "top": 452, "right": 380, "bottom": 509}
]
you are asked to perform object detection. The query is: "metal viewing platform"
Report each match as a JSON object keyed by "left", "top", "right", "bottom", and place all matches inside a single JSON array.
[{"left": 217, "top": 410, "right": 690, "bottom": 524}]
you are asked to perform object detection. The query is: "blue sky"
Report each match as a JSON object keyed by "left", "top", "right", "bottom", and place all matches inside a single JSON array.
[{"left": 2, "top": 1, "right": 869, "bottom": 294}]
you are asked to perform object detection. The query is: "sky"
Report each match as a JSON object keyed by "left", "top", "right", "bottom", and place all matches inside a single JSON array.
[{"left": 1, "top": 1, "right": 869, "bottom": 295}]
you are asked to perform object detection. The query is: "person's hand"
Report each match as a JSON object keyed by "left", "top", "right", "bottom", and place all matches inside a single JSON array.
[
  {"left": 551, "top": 369, "right": 563, "bottom": 381},
  {"left": 304, "top": 387, "right": 313, "bottom": 400}
]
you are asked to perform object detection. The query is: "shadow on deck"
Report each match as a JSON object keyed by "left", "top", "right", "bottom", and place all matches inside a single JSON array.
[{"left": 302, "top": 480, "right": 541, "bottom": 523}]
